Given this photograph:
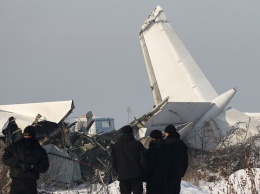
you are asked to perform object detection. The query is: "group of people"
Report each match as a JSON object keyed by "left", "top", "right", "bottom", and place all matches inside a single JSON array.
[
  {"left": 111, "top": 124, "right": 188, "bottom": 194},
  {"left": 2, "top": 124, "right": 187, "bottom": 194}
]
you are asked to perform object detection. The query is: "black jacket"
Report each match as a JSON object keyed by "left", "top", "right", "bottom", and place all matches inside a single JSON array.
[
  {"left": 2, "top": 138, "right": 49, "bottom": 180},
  {"left": 111, "top": 133, "right": 147, "bottom": 181},
  {"left": 146, "top": 139, "right": 170, "bottom": 194},
  {"left": 165, "top": 132, "right": 189, "bottom": 178}
]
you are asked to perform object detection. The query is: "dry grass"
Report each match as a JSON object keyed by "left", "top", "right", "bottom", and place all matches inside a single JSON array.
[
  {"left": 0, "top": 142, "right": 11, "bottom": 194},
  {"left": 183, "top": 134, "right": 260, "bottom": 193}
]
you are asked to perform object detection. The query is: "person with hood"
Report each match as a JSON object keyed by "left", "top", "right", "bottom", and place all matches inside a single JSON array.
[
  {"left": 111, "top": 125, "right": 147, "bottom": 194},
  {"left": 164, "top": 124, "right": 189, "bottom": 194},
  {"left": 146, "top": 129, "right": 170, "bottom": 194},
  {"left": 2, "top": 125, "right": 49, "bottom": 194}
]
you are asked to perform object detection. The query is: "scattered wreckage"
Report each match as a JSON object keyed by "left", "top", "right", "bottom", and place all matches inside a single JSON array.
[{"left": 0, "top": 100, "right": 123, "bottom": 184}]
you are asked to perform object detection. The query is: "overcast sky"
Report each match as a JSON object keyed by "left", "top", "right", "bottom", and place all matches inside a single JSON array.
[{"left": 1, "top": 1, "right": 259, "bottom": 128}]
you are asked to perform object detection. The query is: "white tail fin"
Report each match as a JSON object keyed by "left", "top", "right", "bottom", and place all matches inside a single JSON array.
[{"left": 139, "top": 6, "right": 217, "bottom": 106}]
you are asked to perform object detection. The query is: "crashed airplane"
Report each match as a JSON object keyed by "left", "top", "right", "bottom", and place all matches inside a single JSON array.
[
  {"left": 1, "top": 5, "right": 260, "bottom": 186},
  {"left": 132, "top": 5, "right": 260, "bottom": 150}
]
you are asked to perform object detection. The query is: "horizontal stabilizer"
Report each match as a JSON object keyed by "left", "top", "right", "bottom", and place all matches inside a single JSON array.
[{"left": 145, "top": 101, "right": 212, "bottom": 132}]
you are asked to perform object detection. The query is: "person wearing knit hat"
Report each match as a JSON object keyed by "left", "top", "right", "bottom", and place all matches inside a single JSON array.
[
  {"left": 2, "top": 125, "right": 49, "bottom": 194},
  {"left": 164, "top": 124, "right": 176, "bottom": 135},
  {"left": 111, "top": 125, "right": 147, "bottom": 194},
  {"left": 164, "top": 124, "right": 188, "bottom": 194},
  {"left": 149, "top": 129, "right": 162, "bottom": 140},
  {"left": 121, "top": 125, "right": 133, "bottom": 135},
  {"left": 23, "top": 125, "right": 36, "bottom": 138},
  {"left": 146, "top": 129, "right": 168, "bottom": 194}
]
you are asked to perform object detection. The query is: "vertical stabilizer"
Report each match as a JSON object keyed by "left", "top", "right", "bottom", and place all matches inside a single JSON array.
[{"left": 139, "top": 6, "right": 218, "bottom": 105}]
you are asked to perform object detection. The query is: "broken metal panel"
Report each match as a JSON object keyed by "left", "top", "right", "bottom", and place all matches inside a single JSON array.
[
  {"left": 44, "top": 144, "right": 81, "bottom": 183},
  {"left": 0, "top": 100, "right": 74, "bottom": 126},
  {"left": 78, "top": 130, "right": 121, "bottom": 182}
]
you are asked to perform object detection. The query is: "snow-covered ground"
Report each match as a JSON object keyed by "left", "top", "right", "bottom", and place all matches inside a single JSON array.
[
  {"left": 201, "top": 168, "right": 260, "bottom": 194},
  {"left": 40, "top": 181, "right": 207, "bottom": 194},
  {"left": 40, "top": 168, "right": 260, "bottom": 194}
]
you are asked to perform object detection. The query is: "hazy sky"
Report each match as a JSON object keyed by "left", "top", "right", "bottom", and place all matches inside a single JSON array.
[{"left": 1, "top": 1, "right": 259, "bottom": 128}]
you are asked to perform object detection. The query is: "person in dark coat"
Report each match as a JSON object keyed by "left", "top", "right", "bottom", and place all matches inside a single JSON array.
[
  {"left": 111, "top": 125, "right": 147, "bottom": 194},
  {"left": 164, "top": 124, "right": 188, "bottom": 194},
  {"left": 146, "top": 130, "right": 170, "bottom": 194},
  {"left": 2, "top": 125, "right": 49, "bottom": 194}
]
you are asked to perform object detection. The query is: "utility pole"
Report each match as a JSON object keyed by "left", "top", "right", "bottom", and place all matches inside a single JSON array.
[{"left": 127, "top": 106, "right": 132, "bottom": 124}]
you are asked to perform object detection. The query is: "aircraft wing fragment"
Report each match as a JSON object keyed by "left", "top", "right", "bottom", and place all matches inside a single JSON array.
[{"left": 0, "top": 100, "right": 74, "bottom": 132}]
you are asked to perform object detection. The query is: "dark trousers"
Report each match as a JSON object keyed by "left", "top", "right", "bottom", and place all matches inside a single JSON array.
[
  {"left": 165, "top": 178, "right": 181, "bottom": 194},
  {"left": 146, "top": 178, "right": 166, "bottom": 194},
  {"left": 119, "top": 178, "right": 143, "bottom": 194},
  {"left": 10, "top": 179, "right": 37, "bottom": 194}
]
